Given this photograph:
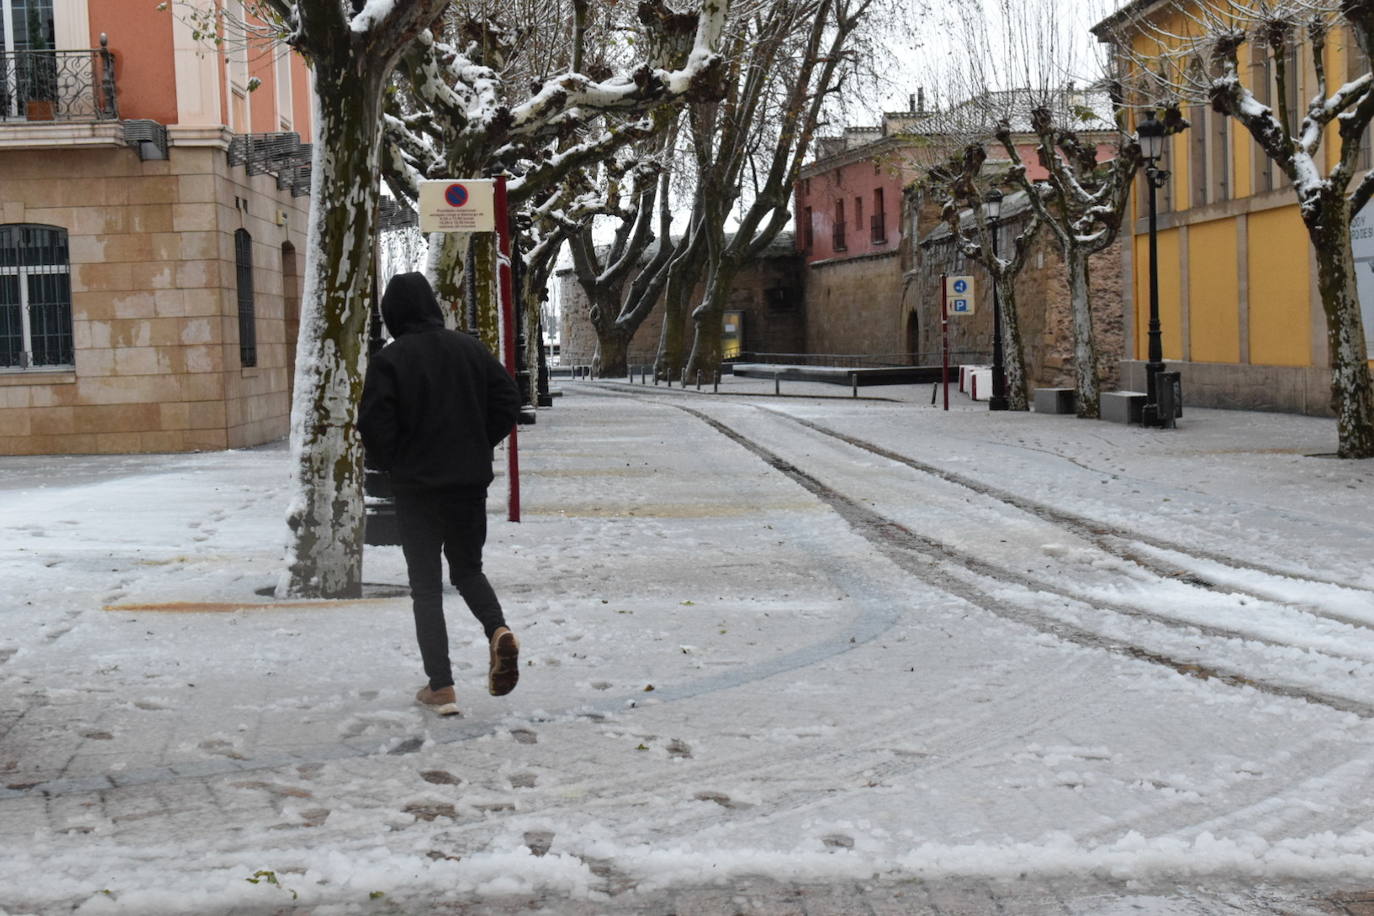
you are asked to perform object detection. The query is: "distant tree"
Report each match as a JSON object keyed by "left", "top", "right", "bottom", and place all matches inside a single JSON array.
[
  {"left": 945, "top": 0, "right": 1170, "bottom": 419},
  {"left": 996, "top": 106, "right": 1152, "bottom": 419},
  {"left": 381, "top": 0, "right": 726, "bottom": 351},
  {"left": 678, "top": 0, "right": 875, "bottom": 383}
]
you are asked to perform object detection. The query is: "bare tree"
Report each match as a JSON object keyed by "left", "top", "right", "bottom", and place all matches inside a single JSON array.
[
  {"left": 561, "top": 126, "right": 683, "bottom": 377},
  {"left": 678, "top": 0, "right": 875, "bottom": 382},
  {"left": 996, "top": 106, "right": 1153, "bottom": 418},
  {"left": 381, "top": 0, "right": 726, "bottom": 350},
  {"left": 1109, "top": 0, "right": 1374, "bottom": 457}
]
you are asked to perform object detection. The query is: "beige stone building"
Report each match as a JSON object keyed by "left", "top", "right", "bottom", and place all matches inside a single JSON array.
[{"left": 0, "top": 0, "right": 313, "bottom": 455}]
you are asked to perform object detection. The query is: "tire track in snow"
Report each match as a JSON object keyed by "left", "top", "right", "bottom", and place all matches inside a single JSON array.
[
  {"left": 674, "top": 404, "right": 1374, "bottom": 720},
  {"left": 764, "top": 409, "right": 1374, "bottom": 615}
]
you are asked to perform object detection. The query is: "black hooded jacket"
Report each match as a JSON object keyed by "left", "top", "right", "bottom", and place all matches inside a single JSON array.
[{"left": 358, "top": 272, "right": 521, "bottom": 494}]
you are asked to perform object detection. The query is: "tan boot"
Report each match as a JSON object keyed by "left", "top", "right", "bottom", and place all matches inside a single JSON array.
[
  {"left": 488, "top": 627, "right": 520, "bottom": 696},
  {"left": 415, "top": 684, "right": 460, "bottom": 716}
]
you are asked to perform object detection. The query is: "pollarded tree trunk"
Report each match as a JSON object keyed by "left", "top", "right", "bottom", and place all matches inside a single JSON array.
[
  {"left": 1308, "top": 211, "right": 1374, "bottom": 458},
  {"left": 281, "top": 66, "right": 387, "bottom": 599},
  {"left": 996, "top": 278, "right": 1030, "bottom": 411},
  {"left": 594, "top": 330, "right": 632, "bottom": 378},
  {"left": 684, "top": 258, "right": 732, "bottom": 382},
  {"left": 426, "top": 230, "right": 469, "bottom": 329},
  {"left": 1065, "top": 246, "right": 1100, "bottom": 419},
  {"left": 468, "top": 233, "right": 501, "bottom": 352},
  {"left": 655, "top": 231, "right": 705, "bottom": 381}
]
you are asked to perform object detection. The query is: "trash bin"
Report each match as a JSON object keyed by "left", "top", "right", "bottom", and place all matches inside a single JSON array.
[{"left": 1156, "top": 371, "right": 1182, "bottom": 429}]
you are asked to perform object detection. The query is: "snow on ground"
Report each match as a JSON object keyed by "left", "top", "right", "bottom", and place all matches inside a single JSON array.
[{"left": 1, "top": 377, "right": 1373, "bottom": 914}]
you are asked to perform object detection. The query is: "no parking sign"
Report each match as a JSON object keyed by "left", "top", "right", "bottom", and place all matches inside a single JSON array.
[{"left": 418, "top": 179, "right": 495, "bottom": 232}]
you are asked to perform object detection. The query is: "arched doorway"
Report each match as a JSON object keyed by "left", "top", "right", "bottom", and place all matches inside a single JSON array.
[{"left": 905, "top": 310, "right": 920, "bottom": 365}]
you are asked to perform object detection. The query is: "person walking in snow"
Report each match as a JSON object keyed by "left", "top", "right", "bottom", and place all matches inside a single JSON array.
[{"left": 358, "top": 272, "right": 523, "bottom": 716}]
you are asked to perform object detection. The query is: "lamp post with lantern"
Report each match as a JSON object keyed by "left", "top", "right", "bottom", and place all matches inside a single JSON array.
[
  {"left": 1136, "top": 110, "right": 1170, "bottom": 428},
  {"left": 985, "top": 188, "right": 1008, "bottom": 411}
]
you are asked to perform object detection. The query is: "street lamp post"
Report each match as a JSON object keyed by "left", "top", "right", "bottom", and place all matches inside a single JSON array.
[
  {"left": 1136, "top": 110, "right": 1169, "bottom": 428},
  {"left": 985, "top": 188, "right": 1008, "bottom": 411}
]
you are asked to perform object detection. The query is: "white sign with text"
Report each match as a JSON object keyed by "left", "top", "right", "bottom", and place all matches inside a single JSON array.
[{"left": 418, "top": 180, "right": 495, "bottom": 233}]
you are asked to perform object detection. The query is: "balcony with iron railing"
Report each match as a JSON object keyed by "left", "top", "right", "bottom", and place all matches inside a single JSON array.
[{"left": 0, "top": 36, "right": 117, "bottom": 126}]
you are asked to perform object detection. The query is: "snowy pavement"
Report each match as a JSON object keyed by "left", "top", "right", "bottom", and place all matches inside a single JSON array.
[{"left": 2, "top": 376, "right": 1373, "bottom": 914}]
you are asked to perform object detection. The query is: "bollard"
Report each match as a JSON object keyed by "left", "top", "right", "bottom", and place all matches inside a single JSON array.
[
  {"left": 851, "top": 372, "right": 858, "bottom": 398},
  {"left": 628, "top": 366, "right": 633, "bottom": 384},
  {"left": 696, "top": 370, "right": 702, "bottom": 390},
  {"left": 641, "top": 366, "right": 647, "bottom": 385},
  {"left": 713, "top": 370, "right": 719, "bottom": 394},
  {"left": 774, "top": 374, "right": 780, "bottom": 396}
]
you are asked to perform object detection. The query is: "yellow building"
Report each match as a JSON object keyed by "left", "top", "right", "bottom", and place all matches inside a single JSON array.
[{"left": 1093, "top": 1, "right": 1374, "bottom": 416}]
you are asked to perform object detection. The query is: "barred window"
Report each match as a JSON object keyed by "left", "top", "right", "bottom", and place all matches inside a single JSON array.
[
  {"left": 235, "top": 228, "right": 257, "bottom": 367},
  {"left": 0, "top": 223, "right": 73, "bottom": 370}
]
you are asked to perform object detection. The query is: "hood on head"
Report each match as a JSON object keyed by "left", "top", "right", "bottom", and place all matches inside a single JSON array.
[{"left": 381, "top": 272, "right": 445, "bottom": 336}]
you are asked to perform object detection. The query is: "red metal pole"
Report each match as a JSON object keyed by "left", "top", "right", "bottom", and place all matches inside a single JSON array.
[
  {"left": 941, "top": 274, "right": 949, "bottom": 411},
  {"left": 494, "top": 176, "right": 520, "bottom": 522}
]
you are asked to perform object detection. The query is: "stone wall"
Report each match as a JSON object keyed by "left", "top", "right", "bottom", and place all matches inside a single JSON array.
[
  {"left": 802, "top": 251, "right": 906, "bottom": 358},
  {"left": 912, "top": 213, "right": 1126, "bottom": 390},
  {"left": 0, "top": 141, "right": 310, "bottom": 455},
  {"left": 1119, "top": 360, "right": 1335, "bottom": 416}
]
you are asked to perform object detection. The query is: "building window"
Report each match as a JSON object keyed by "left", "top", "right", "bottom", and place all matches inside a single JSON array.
[
  {"left": 235, "top": 228, "right": 257, "bottom": 367},
  {"left": 833, "top": 199, "right": 847, "bottom": 251},
  {"left": 855, "top": 195, "right": 863, "bottom": 232},
  {"left": 1190, "top": 100, "right": 1208, "bottom": 209},
  {"left": 0, "top": 223, "right": 73, "bottom": 369},
  {"left": 1347, "top": 28, "right": 1372, "bottom": 174},
  {"left": 803, "top": 206, "right": 814, "bottom": 249},
  {"left": 226, "top": 0, "right": 251, "bottom": 131},
  {"left": 275, "top": 45, "right": 293, "bottom": 130},
  {"left": 871, "top": 188, "right": 887, "bottom": 243},
  {"left": 1251, "top": 43, "right": 1275, "bottom": 193}
]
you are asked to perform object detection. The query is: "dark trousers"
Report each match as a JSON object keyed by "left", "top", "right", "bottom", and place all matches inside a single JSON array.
[{"left": 394, "top": 488, "right": 507, "bottom": 691}]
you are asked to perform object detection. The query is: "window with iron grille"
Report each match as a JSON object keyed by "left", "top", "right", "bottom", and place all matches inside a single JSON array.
[
  {"left": 833, "top": 199, "right": 846, "bottom": 251},
  {"left": 235, "top": 229, "right": 257, "bottom": 367},
  {"left": 871, "top": 188, "right": 887, "bottom": 243},
  {"left": 0, "top": 223, "right": 73, "bottom": 370}
]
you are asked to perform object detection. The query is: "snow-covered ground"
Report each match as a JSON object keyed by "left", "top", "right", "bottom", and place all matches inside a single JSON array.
[{"left": 2, "top": 377, "right": 1373, "bottom": 914}]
